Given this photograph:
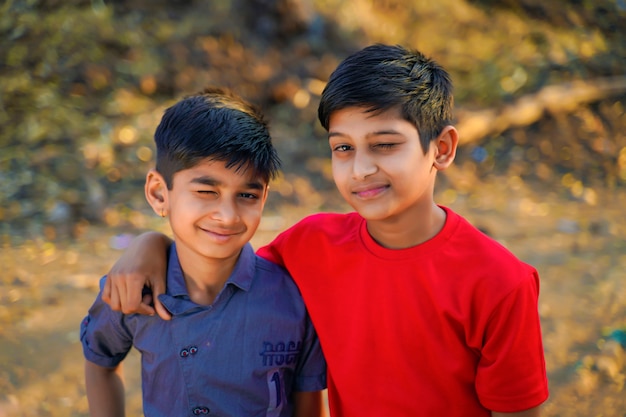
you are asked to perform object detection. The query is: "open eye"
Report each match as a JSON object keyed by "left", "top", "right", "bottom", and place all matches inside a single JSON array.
[
  {"left": 239, "top": 192, "right": 259, "bottom": 200},
  {"left": 332, "top": 144, "right": 352, "bottom": 152}
]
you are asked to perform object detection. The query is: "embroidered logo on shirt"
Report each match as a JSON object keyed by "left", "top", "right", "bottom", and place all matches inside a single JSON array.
[{"left": 260, "top": 341, "right": 301, "bottom": 366}]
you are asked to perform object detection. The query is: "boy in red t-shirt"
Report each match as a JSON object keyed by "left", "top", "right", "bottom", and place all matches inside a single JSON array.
[{"left": 102, "top": 44, "right": 549, "bottom": 416}]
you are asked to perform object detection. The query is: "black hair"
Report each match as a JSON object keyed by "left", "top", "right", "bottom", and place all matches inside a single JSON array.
[
  {"left": 154, "top": 87, "right": 280, "bottom": 188},
  {"left": 318, "top": 44, "right": 454, "bottom": 153}
]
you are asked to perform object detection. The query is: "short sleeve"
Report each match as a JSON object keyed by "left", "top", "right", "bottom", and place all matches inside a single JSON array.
[
  {"left": 293, "top": 313, "right": 327, "bottom": 392},
  {"left": 257, "top": 234, "right": 287, "bottom": 267},
  {"left": 80, "top": 276, "right": 133, "bottom": 368},
  {"left": 475, "top": 270, "right": 549, "bottom": 412}
]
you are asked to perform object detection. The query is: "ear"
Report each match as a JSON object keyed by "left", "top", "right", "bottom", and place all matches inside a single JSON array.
[
  {"left": 260, "top": 184, "right": 270, "bottom": 208},
  {"left": 145, "top": 169, "right": 169, "bottom": 217},
  {"left": 433, "top": 125, "right": 459, "bottom": 171}
]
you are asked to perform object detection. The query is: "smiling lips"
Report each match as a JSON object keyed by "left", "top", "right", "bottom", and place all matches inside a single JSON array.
[
  {"left": 201, "top": 227, "right": 242, "bottom": 242},
  {"left": 352, "top": 183, "right": 389, "bottom": 199}
]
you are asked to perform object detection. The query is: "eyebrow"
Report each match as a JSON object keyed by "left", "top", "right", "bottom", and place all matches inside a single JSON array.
[
  {"left": 190, "top": 176, "right": 266, "bottom": 190},
  {"left": 328, "top": 129, "right": 402, "bottom": 138}
]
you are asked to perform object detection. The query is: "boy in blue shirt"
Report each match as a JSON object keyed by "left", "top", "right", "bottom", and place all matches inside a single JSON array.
[{"left": 80, "top": 87, "right": 326, "bottom": 417}]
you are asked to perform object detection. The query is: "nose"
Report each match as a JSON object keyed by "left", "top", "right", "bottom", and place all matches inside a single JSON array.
[
  {"left": 351, "top": 150, "right": 377, "bottom": 180},
  {"left": 211, "top": 197, "right": 240, "bottom": 224}
]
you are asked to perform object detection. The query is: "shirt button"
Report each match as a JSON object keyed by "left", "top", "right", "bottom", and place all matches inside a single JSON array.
[
  {"left": 189, "top": 346, "right": 198, "bottom": 355},
  {"left": 192, "top": 406, "right": 210, "bottom": 414},
  {"left": 180, "top": 349, "right": 189, "bottom": 357}
]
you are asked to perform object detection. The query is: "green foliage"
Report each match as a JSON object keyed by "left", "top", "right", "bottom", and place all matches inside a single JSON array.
[{"left": 0, "top": 0, "right": 625, "bottom": 239}]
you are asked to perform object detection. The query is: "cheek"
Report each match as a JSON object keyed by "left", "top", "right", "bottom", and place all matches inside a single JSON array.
[
  {"left": 240, "top": 206, "right": 264, "bottom": 229},
  {"left": 239, "top": 199, "right": 265, "bottom": 215},
  {"left": 171, "top": 194, "right": 199, "bottom": 210},
  {"left": 170, "top": 195, "right": 217, "bottom": 219},
  {"left": 331, "top": 160, "right": 350, "bottom": 186}
]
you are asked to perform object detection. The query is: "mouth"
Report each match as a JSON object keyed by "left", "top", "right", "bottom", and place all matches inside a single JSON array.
[
  {"left": 351, "top": 184, "right": 389, "bottom": 199},
  {"left": 200, "top": 227, "right": 242, "bottom": 241}
]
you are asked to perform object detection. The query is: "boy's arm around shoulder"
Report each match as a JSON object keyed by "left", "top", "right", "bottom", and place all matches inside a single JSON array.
[
  {"left": 103, "top": 231, "right": 173, "bottom": 320},
  {"left": 84, "top": 360, "right": 126, "bottom": 417}
]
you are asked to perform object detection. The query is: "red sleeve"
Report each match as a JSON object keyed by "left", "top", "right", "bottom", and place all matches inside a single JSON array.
[
  {"left": 256, "top": 214, "right": 321, "bottom": 268},
  {"left": 475, "top": 269, "right": 549, "bottom": 412},
  {"left": 256, "top": 229, "right": 288, "bottom": 267}
]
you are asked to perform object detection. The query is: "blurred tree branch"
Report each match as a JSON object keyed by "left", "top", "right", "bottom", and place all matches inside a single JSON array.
[{"left": 457, "top": 76, "right": 626, "bottom": 145}]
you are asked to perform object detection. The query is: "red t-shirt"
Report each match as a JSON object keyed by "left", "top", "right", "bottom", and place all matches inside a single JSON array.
[{"left": 257, "top": 207, "right": 548, "bottom": 417}]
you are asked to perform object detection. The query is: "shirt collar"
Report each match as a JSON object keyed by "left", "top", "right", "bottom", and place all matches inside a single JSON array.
[{"left": 160, "top": 242, "right": 256, "bottom": 315}]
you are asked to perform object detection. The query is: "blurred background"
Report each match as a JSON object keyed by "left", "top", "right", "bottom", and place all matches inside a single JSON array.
[{"left": 1, "top": 0, "right": 625, "bottom": 415}]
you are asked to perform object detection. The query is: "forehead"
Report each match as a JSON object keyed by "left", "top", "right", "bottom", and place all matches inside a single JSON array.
[
  {"left": 328, "top": 106, "right": 417, "bottom": 137},
  {"left": 174, "top": 158, "right": 267, "bottom": 186}
]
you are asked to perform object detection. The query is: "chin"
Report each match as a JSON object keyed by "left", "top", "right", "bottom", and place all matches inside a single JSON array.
[
  {"left": 352, "top": 206, "right": 395, "bottom": 222},
  {"left": 199, "top": 245, "right": 243, "bottom": 260}
]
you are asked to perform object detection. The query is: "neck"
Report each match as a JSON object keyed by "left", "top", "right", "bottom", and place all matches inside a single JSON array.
[
  {"left": 366, "top": 203, "right": 446, "bottom": 249},
  {"left": 177, "top": 247, "right": 241, "bottom": 305}
]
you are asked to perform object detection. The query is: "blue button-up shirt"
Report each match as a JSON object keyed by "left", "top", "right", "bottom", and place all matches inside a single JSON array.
[{"left": 81, "top": 243, "right": 326, "bottom": 417}]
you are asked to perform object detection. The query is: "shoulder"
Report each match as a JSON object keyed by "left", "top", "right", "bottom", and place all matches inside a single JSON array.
[
  {"left": 446, "top": 208, "right": 520, "bottom": 259},
  {"left": 253, "top": 255, "right": 301, "bottom": 291},
  {"left": 83, "top": 276, "right": 133, "bottom": 341},
  {"left": 249, "top": 255, "right": 311, "bottom": 317},
  {"left": 254, "top": 253, "right": 290, "bottom": 275},
  {"left": 444, "top": 207, "right": 537, "bottom": 286}
]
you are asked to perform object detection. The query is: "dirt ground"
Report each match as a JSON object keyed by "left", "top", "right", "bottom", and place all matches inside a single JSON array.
[{"left": 0, "top": 175, "right": 625, "bottom": 417}]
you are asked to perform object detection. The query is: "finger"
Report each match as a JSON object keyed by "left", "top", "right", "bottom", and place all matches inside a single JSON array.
[
  {"left": 151, "top": 279, "right": 172, "bottom": 321},
  {"left": 108, "top": 277, "right": 123, "bottom": 312},
  {"left": 136, "top": 302, "right": 156, "bottom": 316},
  {"left": 142, "top": 292, "right": 153, "bottom": 306},
  {"left": 102, "top": 275, "right": 112, "bottom": 304},
  {"left": 141, "top": 293, "right": 156, "bottom": 316},
  {"left": 121, "top": 277, "right": 144, "bottom": 315},
  {"left": 154, "top": 300, "right": 172, "bottom": 321}
]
